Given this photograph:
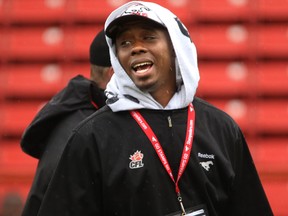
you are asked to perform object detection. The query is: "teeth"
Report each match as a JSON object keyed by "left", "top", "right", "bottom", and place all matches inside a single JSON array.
[
  {"left": 133, "top": 62, "right": 152, "bottom": 70},
  {"left": 137, "top": 68, "right": 149, "bottom": 74}
]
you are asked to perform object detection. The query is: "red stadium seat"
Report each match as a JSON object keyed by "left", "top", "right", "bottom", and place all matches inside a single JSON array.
[
  {"left": 197, "top": 61, "right": 288, "bottom": 98},
  {"left": 249, "top": 138, "right": 288, "bottom": 175},
  {"left": 255, "top": 0, "right": 288, "bottom": 21},
  {"left": 254, "top": 100, "right": 288, "bottom": 134},
  {"left": 70, "top": 0, "right": 128, "bottom": 23},
  {"left": 190, "top": 0, "right": 252, "bottom": 22},
  {"left": 61, "top": 63, "right": 90, "bottom": 78},
  {"left": 0, "top": 140, "right": 37, "bottom": 177},
  {"left": 0, "top": 63, "right": 89, "bottom": 99},
  {"left": 0, "top": 139, "right": 36, "bottom": 202},
  {"left": 254, "top": 25, "right": 288, "bottom": 58},
  {"left": 248, "top": 138, "right": 288, "bottom": 215},
  {"left": 0, "top": 28, "right": 6, "bottom": 62},
  {"left": 206, "top": 99, "right": 251, "bottom": 133},
  {"left": 3, "top": 26, "right": 66, "bottom": 61},
  {"left": 253, "top": 62, "right": 288, "bottom": 96},
  {"left": 67, "top": 25, "right": 102, "bottom": 60},
  {"left": 149, "top": 0, "right": 192, "bottom": 25},
  {"left": 71, "top": 0, "right": 192, "bottom": 25},
  {"left": 3, "top": 0, "right": 69, "bottom": 24},
  {"left": 0, "top": 102, "right": 47, "bottom": 137},
  {"left": 189, "top": 24, "right": 252, "bottom": 59},
  {"left": 2, "top": 25, "right": 104, "bottom": 62},
  {"left": 0, "top": 64, "right": 66, "bottom": 99},
  {"left": 197, "top": 62, "right": 251, "bottom": 97},
  {"left": 207, "top": 99, "right": 288, "bottom": 135},
  {"left": 261, "top": 178, "right": 288, "bottom": 216},
  {"left": 0, "top": 0, "right": 4, "bottom": 24}
]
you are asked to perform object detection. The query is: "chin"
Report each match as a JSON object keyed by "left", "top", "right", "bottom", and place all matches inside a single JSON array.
[{"left": 137, "top": 83, "right": 156, "bottom": 92}]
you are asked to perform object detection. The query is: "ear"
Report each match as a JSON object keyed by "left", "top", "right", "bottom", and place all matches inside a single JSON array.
[{"left": 108, "top": 67, "right": 114, "bottom": 79}]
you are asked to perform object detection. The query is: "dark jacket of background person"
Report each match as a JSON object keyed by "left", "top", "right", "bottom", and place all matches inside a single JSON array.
[{"left": 20, "top": 29, "right": 111, "bottom": 216}]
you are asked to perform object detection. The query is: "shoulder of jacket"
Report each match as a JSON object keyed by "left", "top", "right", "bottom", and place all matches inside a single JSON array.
[
  {"left": 193, "top": 97, "right": 238, "bottom": 126},
  {"left": 193, "top": 97, "right": 244, "bottom": 141},
  {"left": 72, "top": 105, "right": 112, "bottom": 131}
]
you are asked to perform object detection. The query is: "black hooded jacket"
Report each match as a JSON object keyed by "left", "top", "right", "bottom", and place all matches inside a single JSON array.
[
  {"left": 35, "top": 97, "right": 273, "bottom": 216},
  {"left": 20, "top": 75, "right": 106, "bottom": 216}
]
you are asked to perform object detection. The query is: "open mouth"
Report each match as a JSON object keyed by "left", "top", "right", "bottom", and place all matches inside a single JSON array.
[{"left": 132, "top": 62, "right": 153, "bottom": 74}]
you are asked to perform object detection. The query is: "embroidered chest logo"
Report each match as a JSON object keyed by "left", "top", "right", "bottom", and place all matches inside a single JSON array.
[
  {"left": 129, "top": 150, "right": 144, "bottom": 169},
  {"left": 198, "top": 152, "right": 215, "bottom": 171},
  {"left": 199, "top": 161, "right": 213, "bottom": 171}
]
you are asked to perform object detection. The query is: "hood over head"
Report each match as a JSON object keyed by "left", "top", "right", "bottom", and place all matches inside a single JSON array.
[
  {"left": 104, "top": 1, "right": 200, "bottom": 111},
  {"left": 20, "top": 75, "right": 104, "bottom": 158}
]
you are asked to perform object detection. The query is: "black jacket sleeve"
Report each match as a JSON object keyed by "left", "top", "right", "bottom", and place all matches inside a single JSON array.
[
  {"left": 37, "top": 130, "right": 102, "bottom": 216},
  {"left": 227, "top": 128, "right": 273, "bottom": 216}
]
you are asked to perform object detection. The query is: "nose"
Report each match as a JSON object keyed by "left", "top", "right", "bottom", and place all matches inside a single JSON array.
[{"left": 131, "top": 41, "right": 147, "bottom": 55}]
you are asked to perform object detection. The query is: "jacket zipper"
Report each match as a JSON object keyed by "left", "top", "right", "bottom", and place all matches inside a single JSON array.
[{"left": 167, "top": 116, "right": 172, "bottom": 128}]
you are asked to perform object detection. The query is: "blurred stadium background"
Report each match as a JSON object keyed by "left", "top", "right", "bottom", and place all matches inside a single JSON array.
[{"left": 0, "top": 0, "right": 287, "bottom": 215}]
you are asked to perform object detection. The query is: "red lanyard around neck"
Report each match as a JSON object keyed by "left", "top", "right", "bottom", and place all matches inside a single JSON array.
[{"left": 130, "top": 103, "right": 195, "bottom": 215}]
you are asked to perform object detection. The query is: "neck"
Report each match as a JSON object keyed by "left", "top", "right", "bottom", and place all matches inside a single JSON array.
[{"left": 151, "top": 87, "right": 176, "bottom": 107}]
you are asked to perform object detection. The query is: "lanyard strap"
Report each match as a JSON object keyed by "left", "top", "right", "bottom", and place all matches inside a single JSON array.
[{"left": 130, "top": 103, "right": 195, "bottom": 195}]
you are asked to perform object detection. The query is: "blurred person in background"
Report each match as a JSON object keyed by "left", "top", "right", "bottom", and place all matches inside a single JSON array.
[
  {"left": 0, "top": 192, "right": 23, "bottom": 216},
  {"left": 20, "top": 29, "right": 113, "bottom": 216},
  {"left": 35, "top": 1, "right": 272, "bottom": 216}
]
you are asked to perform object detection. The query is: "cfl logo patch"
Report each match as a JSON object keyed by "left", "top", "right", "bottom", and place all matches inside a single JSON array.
[{"left": 129, "top": 150, "right": 144, "bottom": 169}]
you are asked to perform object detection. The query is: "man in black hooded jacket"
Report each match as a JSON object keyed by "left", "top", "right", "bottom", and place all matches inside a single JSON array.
[
  {"left": 20, "top": 29, "right": 113, "bottom": 216},
  {"left": 34, "top": 2, "right": 272, "bottom": 216}
]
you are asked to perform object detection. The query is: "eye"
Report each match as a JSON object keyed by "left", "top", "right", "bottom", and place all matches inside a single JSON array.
[
  {"left": 118, "top": 40, "right": 132, "bottom": 48},
  {"left": 121, "top": 40, "right": 131, "bottom": 46},
  {"left": 144, "top": 35, "right": 156, "bottom": 40}
]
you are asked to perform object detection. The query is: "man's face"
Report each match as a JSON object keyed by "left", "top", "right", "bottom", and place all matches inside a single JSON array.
[{"left": 115, "top": 20, "right": 176, "bottom": 97}]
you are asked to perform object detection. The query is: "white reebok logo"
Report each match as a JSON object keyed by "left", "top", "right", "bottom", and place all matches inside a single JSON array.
[{"left": 199, "top": 161, "right": 213, "bottom": 171}]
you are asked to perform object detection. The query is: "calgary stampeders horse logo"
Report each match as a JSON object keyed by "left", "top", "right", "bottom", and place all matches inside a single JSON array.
[{"left": 129, "top": 150, "right": 144, "bottom": 169}]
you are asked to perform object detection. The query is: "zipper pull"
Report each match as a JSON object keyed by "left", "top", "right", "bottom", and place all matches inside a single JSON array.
[
  {"left": 177, "top": 193, "right": 186, "bottom": 215},
  {"left": 167, "top": 116, "right": 172, "bottom": 127}
]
